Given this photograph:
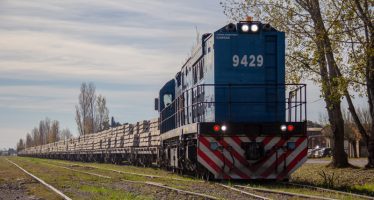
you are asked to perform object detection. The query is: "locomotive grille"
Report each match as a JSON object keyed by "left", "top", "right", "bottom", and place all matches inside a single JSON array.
[{"left": 241, "top": 142, "right": 264, "bottom": 160}]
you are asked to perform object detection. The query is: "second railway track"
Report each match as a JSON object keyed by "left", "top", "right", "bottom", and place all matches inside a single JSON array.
[
  {"left": 38, "top": 158, "right": 369, "bottom": 200},
  {"left": 9, "top": 157, "right": 373, "bottom": 200}
]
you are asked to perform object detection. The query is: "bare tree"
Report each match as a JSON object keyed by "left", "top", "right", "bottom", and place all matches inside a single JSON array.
[
  {"left": 75, "top": 82, "right": 110, "bottom": 135},
  {"left": 25, "top": 133, "right": 33, "bottom": 148},
  {"left": 16, "top": 139, "right": 25, "bottom": 152},
  {"left": 48, "top": 120, "right": 60, "bottom": 143},
  {"left": 39, "top": 118, "right": 51, "bottom": 145},
  {"left": 340, "top": 0, "right": 374, "bottom": 167},
  {"left": 31, "top": 127, "right": 40, "bottom": 146},
  {"left": 76, "top": 82, "right": 96, "bottom": 135},
  {"left": 343, "top": 109, "right": 361, "bottom": 157},
  {"left": 358, "top": 108, "right": 372, "bottom": 132},
  {"left": 60, "top": 128, "right": 73, "bottom": 140},
  {"left": 96, "top": 95, "right": 110, "bottom": 131}
]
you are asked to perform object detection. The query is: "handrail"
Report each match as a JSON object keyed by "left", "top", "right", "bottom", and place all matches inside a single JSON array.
[{"left": 159, "top": 84, "right": 307, "bottom": 133}]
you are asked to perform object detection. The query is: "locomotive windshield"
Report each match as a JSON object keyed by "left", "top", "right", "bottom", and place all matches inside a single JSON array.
[{"left": 163, "top": 93, "right": 172, "bottom": 107}]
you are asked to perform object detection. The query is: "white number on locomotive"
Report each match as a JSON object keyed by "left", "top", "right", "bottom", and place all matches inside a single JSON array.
[{"left": 232, "top": 55, "right": 263, "bottom": 67}]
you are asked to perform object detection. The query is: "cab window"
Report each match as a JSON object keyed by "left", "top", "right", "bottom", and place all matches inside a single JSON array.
[{"left": 163, "top": 94, "right": 173, "bottom": 107}]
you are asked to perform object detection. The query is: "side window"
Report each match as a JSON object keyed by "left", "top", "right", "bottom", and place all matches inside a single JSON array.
[
  {"left": 176, "top": 73, "right": 181, "bottom": 87},
  {"left": 193, "top": 65, "right": 198, "bottom": 84},
  {"left": 199, "top": 59, "right": 204, "bottom": 80},
  {"left": 163, "top": 94, "right": 173, "bottom": 107}
]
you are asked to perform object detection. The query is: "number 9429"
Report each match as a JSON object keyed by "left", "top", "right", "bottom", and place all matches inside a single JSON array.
[{"left": 232, "top": 54, "right": 263, "bottom": 67}]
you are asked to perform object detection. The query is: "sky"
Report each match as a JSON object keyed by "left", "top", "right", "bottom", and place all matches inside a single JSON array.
[{"left": 0, "top": 0, "right": 368, "bottom": 149}]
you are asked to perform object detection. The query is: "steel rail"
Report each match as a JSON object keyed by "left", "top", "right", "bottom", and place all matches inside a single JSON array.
[
  {"left": 53, "top": 160, "right": 203, "bottom": 182},
  {"left": 284, "top": 182, "right": 374, "bottom": 200},
  {"left": 235, "top": 185, "right": 337, "bottom": 200},
  {"left": 217, "top": 183, "right": 271, "bottom": 200},
  {"left": 44, "top": 162, "right": 112, "bottom": 179},
  {"left": 5, "top": 158, "right": 72, "bottom": 200},
  {"left": 145, "top": 181, "right": 219, "bottom": 200},
  {"left": 45, "top": 161, "right": 218, "bottom": 199}
]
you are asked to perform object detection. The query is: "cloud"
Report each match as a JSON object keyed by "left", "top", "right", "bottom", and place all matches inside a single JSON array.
[{"left": 0, "top": 0, "right": 229, "bottom": 148}]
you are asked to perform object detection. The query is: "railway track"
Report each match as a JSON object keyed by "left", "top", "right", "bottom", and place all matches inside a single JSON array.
[
  {"left": 46, "top": 159, "right": 356, "bottom": 200},
  {"left": 10, "top": 157, "right": 373, "bottom": 200},
  {"left": 4, "top": 158, "right": 72, "bottom": 200},
  {"left": 53, "top": 160, "right": 203, "bottom": 182},
  {"left": 44, "top": 161, "right": 220, "bottom": 200},
  {"left": 232, "top": 184, "right": 336, "bottom": 200},
  {"left": 283, "top": 182, "right": 374, "bottom": 200}
]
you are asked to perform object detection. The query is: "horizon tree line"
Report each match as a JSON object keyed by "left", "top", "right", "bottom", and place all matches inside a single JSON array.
[{"left": 16, "top": 118, "right": 72, "bottom": 152}]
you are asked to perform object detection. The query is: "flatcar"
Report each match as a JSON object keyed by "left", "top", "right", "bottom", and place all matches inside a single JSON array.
[{"left": 19, "top": 19, "right": 307, "bottom": 180}]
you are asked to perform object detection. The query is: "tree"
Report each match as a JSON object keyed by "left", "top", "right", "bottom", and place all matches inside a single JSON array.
[
  {"left": 76, "top": 82, "right": 96, "bottom": 135},
  {"left": 39, "top": 118, "right": 51, "bottom": 145},
  {"left": 221, "top": 0, "right": 349, "bottom": 167},
  {"left": 31, "top": 127, "right": 40, "bottom": 146},
  {"left": 111, "top": 116, "right": 121, "bottom": 128},
  {"left": 338, "top": 0, "right": 374, "bottom": 168},
  {"left": 25, "top": 133, "right": 33, "bottom": 148},
  {"left": 48, "top": 120, "right": 60, "bottom": 143},
  {"left": 343, "top": 109, "right": 361, "bottom": 157},
  {"left": 16, "top": 139, "right": 25, "bottom": 152},
  {"left": 60, "top": 128, "right": 73, "bottom": 140},
  {"left": 96, "top": 95, "right": 110, "bottom": 131},
  {"left": 75, "top": 82, "right": 110, "bottom": 135}
]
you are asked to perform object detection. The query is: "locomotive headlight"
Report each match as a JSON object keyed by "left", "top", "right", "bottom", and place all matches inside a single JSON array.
[
  {"left": 221, "top": 125, "right": 227, "bottom": 132},
  {"left": 280, "top": 125, "right": 287, "bottom": 132},
  {"left": 241, "top": 24, "right": 249, "bottom": 32},
  {"left": 251, "top": 24, "right": 259, "bottom": 32}
]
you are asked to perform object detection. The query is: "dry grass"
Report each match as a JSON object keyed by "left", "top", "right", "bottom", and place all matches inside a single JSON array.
[{"left": 291, "top": 163, "right": 374, "bottom": 196}]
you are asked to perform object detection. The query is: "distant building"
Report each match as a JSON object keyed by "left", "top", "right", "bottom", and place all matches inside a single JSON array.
[
  {"left": 307, "top": 127, "right": 330, "bottom": 149},
  {"left": 0, "top": 148, "right": 17, "bottom": 156},
  {"left": 307, "top": 127, "right": 368, "bottom": 157}
]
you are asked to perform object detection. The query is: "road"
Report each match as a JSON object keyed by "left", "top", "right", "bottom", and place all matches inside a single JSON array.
[{"left": 306, "top": 158, "right": 368, "bottom": 167}]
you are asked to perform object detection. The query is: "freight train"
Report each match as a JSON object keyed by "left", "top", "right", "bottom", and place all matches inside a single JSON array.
[{"left": 19, "top": 19, "right": 307, "bottom": 180}]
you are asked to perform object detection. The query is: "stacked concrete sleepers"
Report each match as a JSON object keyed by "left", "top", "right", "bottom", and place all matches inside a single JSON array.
[{"left": 139, "top": 118, "right": 160, "bottom": 147}]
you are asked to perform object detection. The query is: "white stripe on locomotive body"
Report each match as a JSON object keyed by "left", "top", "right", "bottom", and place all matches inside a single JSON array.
[
  {"left": 197, "top": 136, "right": 308, "bottom": 179},
  {"left": 198, "top": 140, "right": 243, "bottom": 179},
  {"left": 202, "top": 136, "right": 253, "bottom": 178}
]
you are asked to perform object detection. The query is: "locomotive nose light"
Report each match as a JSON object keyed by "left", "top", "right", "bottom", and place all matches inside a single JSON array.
[
  {"left": 280, "top": 125, "right": 287, "bottom": 132},
  {"left": 251, "top": 24, "right": 259, "bottom": 32},
  {"left": 241, "top": 24, "right": 249, "bottom": 32},
  {"left": 287, "top": 125, "right": 295, "bottom": 132},
  {"left": 221, "top": 125, "right": 227, "bottom": 131},
  {"left": 213, "top": 125, "right": 221, "bottom": 132}
]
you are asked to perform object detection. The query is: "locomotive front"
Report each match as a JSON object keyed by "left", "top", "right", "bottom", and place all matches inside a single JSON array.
[{"left": 156, "top": 19, "right": 307, "bottom": 180}]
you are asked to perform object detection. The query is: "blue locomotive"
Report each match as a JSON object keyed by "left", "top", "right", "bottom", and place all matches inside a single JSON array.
[{"left": 156, "top": 19, "right": 307, "bottom": 180}]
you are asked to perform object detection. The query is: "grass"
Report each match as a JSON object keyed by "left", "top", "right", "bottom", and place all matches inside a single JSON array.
[
  {"left": 14, "top": 156, "right": 374, "bottom": 199},
  {"left": 0, "top": 156, "right": 62, "bottom": 199},
  {"left": 80, "top": 185, "right": 152, "bottom": 200},
  {"left": 291, "top": 163, "right": 374, "bottom": 196},
  {"left": 6, "top": 157, "right": 204, "bottom": 199},
  {"left": 238, "top": 182, "right": 361, "bottom": 200}
]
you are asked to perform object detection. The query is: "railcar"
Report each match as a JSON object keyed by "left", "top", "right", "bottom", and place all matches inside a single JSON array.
[
  {"left": 156, "top": 19, "right": 307, "bottom": 180},
  {"left": 19, "top": 19, "right": 307, "bottom": 181}
]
